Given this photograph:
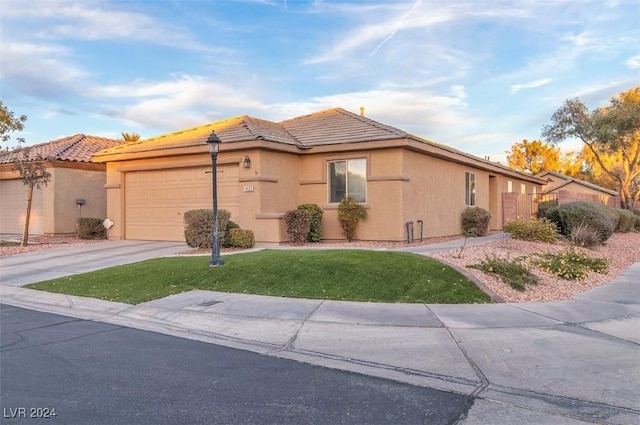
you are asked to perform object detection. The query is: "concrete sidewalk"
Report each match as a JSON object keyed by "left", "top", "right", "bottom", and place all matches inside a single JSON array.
[{"left": 1, "top": 238, "right": 639, "bottom": 424}]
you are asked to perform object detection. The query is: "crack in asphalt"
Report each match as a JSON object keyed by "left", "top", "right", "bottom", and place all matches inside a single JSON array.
[{"left": 0, "top": 318, "right": 126, "bottom": 353}]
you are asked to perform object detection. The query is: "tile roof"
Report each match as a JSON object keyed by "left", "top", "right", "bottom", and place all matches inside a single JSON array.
[
  {"left": 282, "top": 108, "right": 407, "bottom": 146},
  {"left": 94, "top": 108, "right": 407, "bottom": 156},
  {"left": 91, "top": 107, "right": 546, "bottom": 184},
  {"left": 535, "top": 171, "right": 619, "bottom": 196},
  {"left": 0, "top": 134, "right": 124, "bottom": 164}
]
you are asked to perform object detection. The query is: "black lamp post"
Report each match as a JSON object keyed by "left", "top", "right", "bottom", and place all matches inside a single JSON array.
[{"left": 206, "top": 131, "right": 223, "bottom": 267}]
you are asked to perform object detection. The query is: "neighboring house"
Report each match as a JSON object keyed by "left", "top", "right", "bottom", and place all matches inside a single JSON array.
[
  {"left": 93, "top": 108, "right": 545, "bottom": 244},
  {"left": 535, "top": 171, "right": 620, "bottom": 208},
  {"left": 0, "top": 134, "right": 125, "bottom": 236}
]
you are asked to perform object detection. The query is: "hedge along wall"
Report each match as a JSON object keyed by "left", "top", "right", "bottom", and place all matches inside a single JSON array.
[{"left": 503, "top": 190, "right": 621, "bottom": 224}]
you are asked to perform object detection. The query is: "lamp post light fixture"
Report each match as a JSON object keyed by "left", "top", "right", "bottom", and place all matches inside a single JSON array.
[{"left": 206, "top": 130, "right": 223, "bottom": 267}]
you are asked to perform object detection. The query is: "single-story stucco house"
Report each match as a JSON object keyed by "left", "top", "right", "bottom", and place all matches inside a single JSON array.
[
  {"left": 93, "top": 108, "right": 544, "bottom": 244},
  {"left": 535, "top": 170, "right": 620, "bottom": 208},
  {"left": 0, "top": 134, "right": 124, "bottom": 236}
]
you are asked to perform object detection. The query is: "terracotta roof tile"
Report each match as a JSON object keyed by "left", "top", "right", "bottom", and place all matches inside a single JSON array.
[
  {"left": 90, "top": 107, "right": 544, "bottom": 184},
  {"left": 0, "top": 134, "right": 124, "bottom": 164},
  {"left": 281, "top": 108, "right": 407, "bottom": 146},
  {"left": 94, "top": 108, "right": 406, "bottom": 158}
]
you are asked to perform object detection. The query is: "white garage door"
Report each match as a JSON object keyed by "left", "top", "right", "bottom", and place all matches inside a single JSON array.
[
  {"left": 124, "top": 166, "right": 240, "bottom": 241},
  {"left": 0, "top": 179, "right": 44, "bottom": 235}
]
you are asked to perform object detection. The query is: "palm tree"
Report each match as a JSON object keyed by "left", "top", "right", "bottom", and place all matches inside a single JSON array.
[{"left": 121, "top": 132, "right": 141, "bottom": 143}]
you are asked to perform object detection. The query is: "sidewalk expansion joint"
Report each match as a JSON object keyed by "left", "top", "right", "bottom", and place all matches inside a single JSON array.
[
  {"left": 444, "top": 327, "right": 489, "bottom": 397},
  {"left": 279, "top": 347, "right": 479, "bottom": 388},
  {"left": 278, "top": 300, "right": 325, "bottom": 352},
  {"left": 484, "top": 384, "right": 640, "bottom": 424}
]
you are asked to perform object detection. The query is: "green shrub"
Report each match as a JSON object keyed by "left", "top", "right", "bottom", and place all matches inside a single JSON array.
[
  {"left": 503, "top": 217, "right": 557, "bottom": 243},
  {"left": 337, "top": 195, "right": 368, "bottom": 241},
  {"left": 469, "top": 255, "right": 537, "bottom": 291},
  {"left": 634, "top": 211, "right": 640, "bottom": 231},
  {"left": 184, "top": 209, "right": 231, "bottom": 248},
  {"left": 536, "top": 199, "right": 559, "bottom": 219},
  {"left": 77, "top": 217, "right": 107, "bottom": 240},
  {"left": 461, "top": 207, "right": 491, "bottom": 237},
  {"left": 223, "top": 220, "right": 240, "bottom": 247},
  {"left": 545, "top": 202, "right": 616, "bottom": 245},
  {"left": 226, "top": 228, "right": 255, "bottom": 248},
  {"left": 613, "top": 208, "right": 635, "bottom": 233},
  {"left": 283, "top": 209, "right": 311, "bottom": 245},
  {"left": 533, "top": 249, "right": 608, "bottom": 281},
  {"left": 298, "top": 203, "right": 323, "bottom": 242}
]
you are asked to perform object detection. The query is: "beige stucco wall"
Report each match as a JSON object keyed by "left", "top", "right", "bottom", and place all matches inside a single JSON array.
[
  {"left": 45, "top": 167, "right": 108, "bottom": 235},
  {"left": 239, "top": 150, "right": 300, "bottom": 243},
  {"left": 101, "top": 143, "right": 543, "bottom": 244},
  {"left": 0, "top": 164, "right": 106, "bottom": 236},
  {"left": 552, "top": 182, "right": 610, "bottom": 196}
]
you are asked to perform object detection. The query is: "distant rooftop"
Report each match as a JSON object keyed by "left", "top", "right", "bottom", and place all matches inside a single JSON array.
[{"left": 0, "top": 134, "right": 124, "bottom": 164}]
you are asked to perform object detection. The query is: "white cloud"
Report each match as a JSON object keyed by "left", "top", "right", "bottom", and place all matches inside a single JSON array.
[
  {"left": 510, "top": 78, "right": 553, "bottom": 94},
  {"left": 2, "top": 0, "right": 216, "bottom": 52},
  {"left": 626, "top": 55, "right": 640, "bottom": 69},
  {"left": 0, "top": 42, "right": 91, "bottom": 97},
  {"left": 94, "top": 75, "right": 268, "bottom": 130}
]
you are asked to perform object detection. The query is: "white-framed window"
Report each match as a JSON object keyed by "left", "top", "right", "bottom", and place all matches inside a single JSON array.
[
  {"left": 532, "top": 186, "right": 537, "bottom": 195},
  {"left": 507, "top": 180, "right": 513, "bottom": 193},
  {"left": 520, "top": 183, "right": 526, "bottom": 193},
  {"left": 465, "top": 172, "right": 476, "bottom": 206},
  {"left": 328, "top": 158, "right": 367, "bottom": 203}
]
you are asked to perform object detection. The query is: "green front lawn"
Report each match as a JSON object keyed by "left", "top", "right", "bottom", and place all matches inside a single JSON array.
[{"left": 26, "top": 250, "right": 492, "bottom": 305}]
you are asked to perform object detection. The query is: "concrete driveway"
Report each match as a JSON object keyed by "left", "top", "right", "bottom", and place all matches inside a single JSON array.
[{"left": 0, "top": 240, "right": 188, "bottom": 286}]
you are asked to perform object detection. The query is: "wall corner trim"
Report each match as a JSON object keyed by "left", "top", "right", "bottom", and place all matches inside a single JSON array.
[
  {"left": 368, "top": 175, "right": 410, "bottom": 182},
  {"left": 299, "top": 180, "right": 324, "bottom": 185},
  {"left": 239, "top": 176, "right": 278, "bottom": 183},
  {"left": 255, "top": 212, "right": 286, "bottom": 219}
]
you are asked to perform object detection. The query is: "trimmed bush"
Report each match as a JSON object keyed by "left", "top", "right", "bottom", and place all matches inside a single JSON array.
[
  {"left": 337, "top": 195, "right": 368, "bottom": 241},
  {"left": 503, "top": 217, "right": 557, "bottom": 243},
  {"left": 461, "top": 207, "right": 491, "bottom": 237},
  {"left": 77, "top": 217, "right": 107, "bottom": 239},
  {"left": 614, "top": 208, "right": 635, "bottom": 233},
  {"left": 298, "top": 203, "right": 323, "bottom": 242},
  {"left": 184, "top": 209, "right": 231, "bottom": 248},
  {"left": 536, "top": 199, "right": 559, "bottom": 219},
  {"left": 634, "top": 211, "right": 640, "bottom": 231},
  {"left": 284, "top": 209, "right": 311, "bottom": 245},
  {"left": 545, "top": 202, "right": 616, "bottom": 245},
  {"left": 226, "top": 228, "right": 255, "bottom": 248},
  {"left": 223, "top": 220, "right": 240, "bottom": 247}
]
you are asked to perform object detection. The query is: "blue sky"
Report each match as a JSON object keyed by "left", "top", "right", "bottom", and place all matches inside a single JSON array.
[{"left": 1, "top": 0, "right": 638, "bottom": 163}]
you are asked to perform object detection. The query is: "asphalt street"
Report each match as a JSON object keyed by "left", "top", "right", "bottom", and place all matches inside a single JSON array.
[
  {"left": 1, "top": 304, "right": 472, "bottom": 425},
  {"left": 1, "top": 238, "right": 638, "bottom": 424}
]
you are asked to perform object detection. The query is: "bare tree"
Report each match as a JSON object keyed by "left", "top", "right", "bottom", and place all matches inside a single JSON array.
[{"left": 11, "top": 141, "right": 52, "bottom": 246}]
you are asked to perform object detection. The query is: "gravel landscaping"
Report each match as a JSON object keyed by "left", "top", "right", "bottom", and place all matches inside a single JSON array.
[{"left": 429, "top": 233, "right": 640, "bottom": 303}]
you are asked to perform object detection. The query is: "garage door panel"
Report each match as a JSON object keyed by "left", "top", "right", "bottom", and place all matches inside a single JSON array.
[
  {"left": 0, "top": 180, "right": 44, "bottom": 234},
  {"left": 124, "top": 166, "right": 239, "bottom": 241}
]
